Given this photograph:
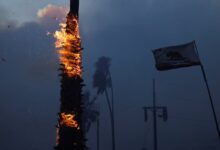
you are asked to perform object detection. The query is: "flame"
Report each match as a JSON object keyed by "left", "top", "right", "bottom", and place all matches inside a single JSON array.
[
  {"left": 60, "top": 112, "right": 80, "bottom": 129},
  {"left": 54, "top": 14, "right": 82, "bottom": 77}
]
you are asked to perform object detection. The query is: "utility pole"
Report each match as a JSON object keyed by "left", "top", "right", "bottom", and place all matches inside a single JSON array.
[{"left": 143, "top": 79, "right": 168, "bottom": 150}]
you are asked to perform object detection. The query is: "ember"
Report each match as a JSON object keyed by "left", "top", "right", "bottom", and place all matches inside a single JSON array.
[{"left": 60, "top": 112, "right": 80, "bottom": 129}]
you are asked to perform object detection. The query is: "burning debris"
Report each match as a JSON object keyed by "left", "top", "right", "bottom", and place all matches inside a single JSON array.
[{"left": 54, "top": 0, "right": 86, "bottom": 150}]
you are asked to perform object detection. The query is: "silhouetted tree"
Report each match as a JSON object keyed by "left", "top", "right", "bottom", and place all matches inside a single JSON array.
[
  {"left": 93, "top": 56, "right": 115, "bottom": 150},
  {"left": 82, "top": 91, "right": 100, "bottom": 150}
]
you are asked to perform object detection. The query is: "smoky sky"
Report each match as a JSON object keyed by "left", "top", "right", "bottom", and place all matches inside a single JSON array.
[
  {"left": 0, "top": 6, "right": 60, "bottom": 150},
  {"left": 81, "top": 1, "right": 220, "bottom": 148},
  {"left": 0, "top": 0, "right": 220, "bottom": 150}
]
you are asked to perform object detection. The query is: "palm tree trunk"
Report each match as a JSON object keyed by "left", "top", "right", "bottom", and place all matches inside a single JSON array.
[
  {"left": 97, "top": 119, "right": 100, "bottom": 150},
  {"left": 55, "top": 11, "right": 86, "bottom": 150},
  {"left": 105, "top": 89, "right": 115, "bottom": 150}
]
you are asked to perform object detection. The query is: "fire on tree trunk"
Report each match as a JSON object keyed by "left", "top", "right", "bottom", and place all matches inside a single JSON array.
[{"left": 54, "top": 1, "right": 86, "bottom": 150}]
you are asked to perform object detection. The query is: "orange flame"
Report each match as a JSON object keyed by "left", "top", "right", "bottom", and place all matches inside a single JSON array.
[
  {"left": 60, "top": 112, "right": 80, "bottom": 129},
  {"left": 54, "top": 15, "right": 82, "bottom": 77}
]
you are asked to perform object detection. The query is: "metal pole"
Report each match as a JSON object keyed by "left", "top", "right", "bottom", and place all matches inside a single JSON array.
[
  {"left": 193, "top": 41, "right": 220, "bottom": 139},
  {"left": 200, "top": 65, "right": 220, "bottom": 139},
  {"left": 153, "top": 79, "right": 158, "bottom": 150}
]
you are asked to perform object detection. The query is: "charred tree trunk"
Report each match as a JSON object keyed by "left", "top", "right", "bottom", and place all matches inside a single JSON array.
[
  {"left": 54, "top": 1, "right": 86, "bottom": 149},
  {"left": 55, "top": 70, "right": 86, "bottom": 150}
]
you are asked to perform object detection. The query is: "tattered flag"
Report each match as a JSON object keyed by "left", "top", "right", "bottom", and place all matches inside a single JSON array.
[{"left": 152, "top": 41, "right": 201, "bottom": 71}]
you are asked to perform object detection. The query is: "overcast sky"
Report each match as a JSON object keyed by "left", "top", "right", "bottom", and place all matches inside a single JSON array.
[{"left": 0, "top": 0, "right": 220, "bottom": 150}]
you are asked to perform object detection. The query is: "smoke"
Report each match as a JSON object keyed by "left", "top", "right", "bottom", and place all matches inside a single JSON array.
[
  {"left": 0, "top": 17, "right": 59, "bottom": 150},
  {"left": 37, "top": 4, "right": 68, "bottom": 25},
  {"left": 0, "top": 6, "right": 17, "bottom": 29}
]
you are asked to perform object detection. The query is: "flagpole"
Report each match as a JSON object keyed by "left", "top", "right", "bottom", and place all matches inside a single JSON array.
[{"left": 193, "top": 41, "right": 220, "bottom": 139}]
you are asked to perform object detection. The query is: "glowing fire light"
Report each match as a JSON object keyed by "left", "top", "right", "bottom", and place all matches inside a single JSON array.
[
  {"left": 60, "top": 112, "right": 80, "bottom": 129},
  {"left": 54, "top": 15, "right": 82, "bottom": 77}
]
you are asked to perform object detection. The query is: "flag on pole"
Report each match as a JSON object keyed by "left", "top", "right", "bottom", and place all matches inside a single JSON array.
[
  {"left": 152, "top": 41, "right": 220, "bottom": 138},
  {"left": 152, "top": 41, "right": 201, "bottom": 71}
]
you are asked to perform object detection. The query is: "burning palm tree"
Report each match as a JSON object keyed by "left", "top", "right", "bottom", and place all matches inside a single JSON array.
[
  {"left": 54, "top": 0, "right": 86, "bottom": 150},
  {"left": 93, "top": 56, "right": 115, "bottom": 150}
]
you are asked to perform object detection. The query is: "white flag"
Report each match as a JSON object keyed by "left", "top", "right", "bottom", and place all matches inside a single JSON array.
[{"left": 152, "top": 41, "right": 201, "bottom": 71}]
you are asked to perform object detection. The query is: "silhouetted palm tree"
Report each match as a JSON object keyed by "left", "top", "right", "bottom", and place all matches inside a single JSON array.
[
  {"left": 93, "top": 56, "right": 115, "bottom": 150},
  {"left": 82, "top": 91, "right": 100, "bottom": 150}
]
